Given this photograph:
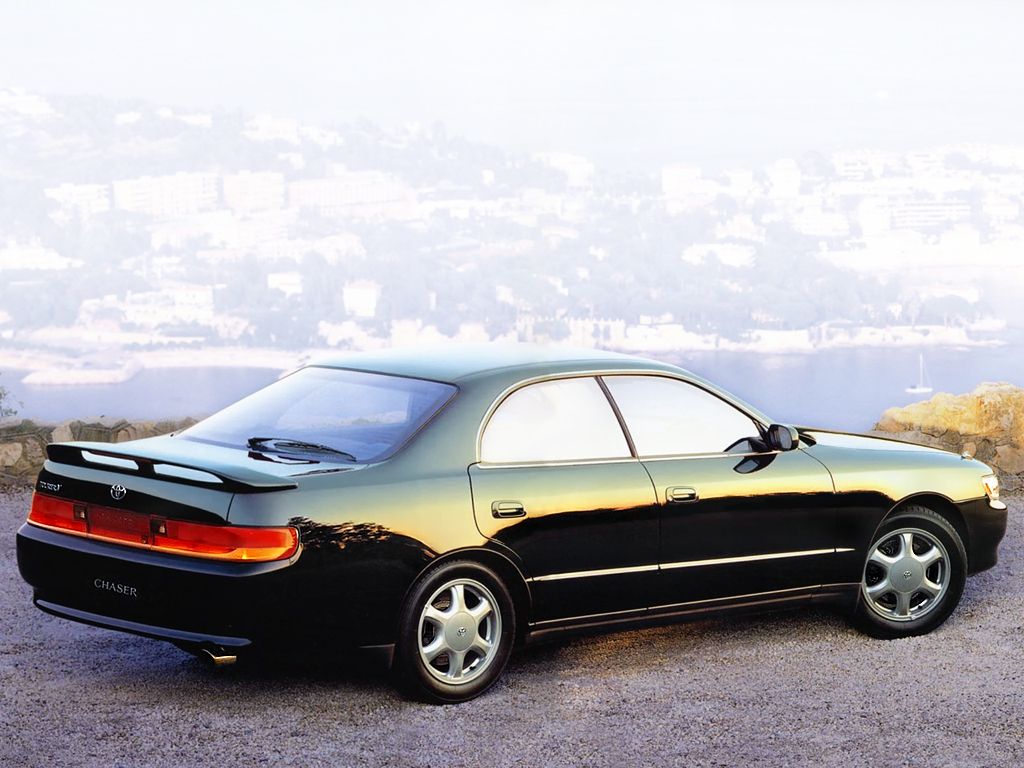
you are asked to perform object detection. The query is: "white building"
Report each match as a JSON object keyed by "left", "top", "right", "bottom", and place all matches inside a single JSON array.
[
  {"left": 288, "top": 171, "right": 417, "bottom": 219},
  {"left": 112, "top": 173, "right": 219, "bottom": 218},
  {"left": 44, "top": 183, "right": 111, "bottom": 221},
  {"left": 661, "top": 164, "right": 720, "bottom": 212},
  {"left": 223, "top": 172, "right": 285, "bottom": 212},
  {"left": 791, "top": 207, "right": 851, "bottom": 238},
  {"left": 343, "top": 280, "right": 381, "bottom": 318},
  {"left": 831, "top": 150, "right": 892, "bottom": 181},
  {"left": 111, "top": 284, "right": 216, "bottom": 328},
  {"left": 889, "top": 200, "right": 972, "bottom": 230},
  {"left": 0, "top": 241, "right": 81, "bottom": 271},
  {"left": 765, "top": 159, "right": 802, "bottom": 200}
]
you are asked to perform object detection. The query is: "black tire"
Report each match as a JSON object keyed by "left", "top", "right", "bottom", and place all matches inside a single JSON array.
[
  {"left": 393, "top": 559, "right": 516, "bottom": 704},
  {"left": 851, "top": 506, "right": 967, "bottom": 639}
]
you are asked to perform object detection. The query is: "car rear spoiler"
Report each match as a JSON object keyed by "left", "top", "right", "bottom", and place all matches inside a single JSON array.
[{"left": 46, "top": 443, "right": 298, "bottom": 493}]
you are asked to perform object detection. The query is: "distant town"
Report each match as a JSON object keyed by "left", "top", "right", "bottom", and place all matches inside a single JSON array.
[{"left": 0, "top": 87, "right": 1019, "bottom": 385}]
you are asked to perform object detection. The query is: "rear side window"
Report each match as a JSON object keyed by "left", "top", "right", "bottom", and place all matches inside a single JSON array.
[
  {"left": 481, "top": 377, "right": 631, "bottom": 464},
  {"left": 602, "top": 375, "right": 759, "bottom": 457},
  {"left": 183, "top": 367, "right": 456, "bottom": 462}
]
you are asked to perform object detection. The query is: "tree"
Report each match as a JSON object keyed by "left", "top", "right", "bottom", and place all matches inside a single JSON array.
[{"left": 0, "top": 374, "right": 16, "bottom": 418}]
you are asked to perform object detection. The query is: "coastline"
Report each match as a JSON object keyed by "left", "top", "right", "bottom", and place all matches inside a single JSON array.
[
  {"left": 0, "top": 347, "right": 305, "bottom": 385},
  {"left": 0, "top": 324, "right": 1008, "bottom": 386}
]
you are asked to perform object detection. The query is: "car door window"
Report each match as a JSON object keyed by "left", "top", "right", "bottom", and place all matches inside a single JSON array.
[
  {"left": 603, "top": 375, "right": 760, "bottom": 457},
  {"left": 481, "top": 377, "right": 631, "bottom": 463}
]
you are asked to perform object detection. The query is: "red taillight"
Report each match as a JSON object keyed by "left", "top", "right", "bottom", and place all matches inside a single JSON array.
[
  {"left": 27, "top": 493, "right": 298, "bottom": 562},
  {"left": 27, "top": 493, "right": 88, "bottom": 534},
  {"left": 151, "top": 518, "right": 298, "bottom": 561}
]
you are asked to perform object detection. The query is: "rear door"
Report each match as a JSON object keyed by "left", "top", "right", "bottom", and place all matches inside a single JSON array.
[
  {"left": 469, "top": 376, "right": 659, "bottom": 623},
  {"left": 601, "top": 375, "right": 837, "bottom": 608}
]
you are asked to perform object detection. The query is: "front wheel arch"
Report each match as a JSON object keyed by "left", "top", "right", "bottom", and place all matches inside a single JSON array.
[
  {"left": 851, "top": 504, "right": 968, "bottom": 638},
  {"left": 882, "top": 493, "right": 970, "bottom": 568}
]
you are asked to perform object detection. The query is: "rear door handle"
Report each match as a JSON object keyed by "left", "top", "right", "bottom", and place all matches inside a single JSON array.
[
  {"left": 492, "top": 500, "right": 527, "bottom": 518},
  {"left": 666, "top": 486, "right": 699, "bottom": 503}
]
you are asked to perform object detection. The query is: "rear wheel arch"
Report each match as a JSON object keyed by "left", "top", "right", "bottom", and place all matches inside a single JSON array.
[{"left": 407, "top": 547, "right": 532, "bottom": 643}]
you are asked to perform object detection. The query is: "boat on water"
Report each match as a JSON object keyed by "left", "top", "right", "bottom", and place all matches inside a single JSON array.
[{"left": 905, "top": 353, "right": 933, "bottom": 395}]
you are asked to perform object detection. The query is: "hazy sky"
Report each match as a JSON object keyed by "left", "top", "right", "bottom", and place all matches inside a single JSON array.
[{"left": 2, "top": 1, "right": 1022, "bottom": 168}]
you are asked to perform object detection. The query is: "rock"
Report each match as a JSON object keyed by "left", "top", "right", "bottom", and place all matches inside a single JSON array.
[
  {"left": 977, "top": 438, "right": 997, "bottom": 462},
  {"left": 51, "top": 422, "right": 74, "bottom": 443},
  {"left": 878, "top": 382, "right": 1024, "bottom": 441},
  {"left": 0, "top": 417, "right": 198, "bottom": 485},
  {"left": 995, "top": 445, "right": 1024, "bottom": 474},
  {"left": 873, "top": 412, "right": 904, "bottom": 433},
  {"left": 0, "top": 442, "right": 23, "bottom": 467},
  {"left": 115, "top": 425, "right": 140, "bottom": 443},
  {"left": 23, "top": 438, "right": 44, "bottom": 466},
  {"left": 875, "top": 381, "right": 1024, "bottom": 482}
]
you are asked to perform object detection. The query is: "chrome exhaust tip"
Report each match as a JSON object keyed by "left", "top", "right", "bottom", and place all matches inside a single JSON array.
[{"left": 200, "top": 646, "right": 238, "bottom": 667}]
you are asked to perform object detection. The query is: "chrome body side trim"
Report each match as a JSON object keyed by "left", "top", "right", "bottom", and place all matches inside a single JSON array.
[
  {"left": 525, "top": 547, "right": 855, "bottom": 583},
  {"left": 527, "top": 563, "right": 659, "bottom": 583},
  {"left": 661, "top": 547, "right": 853, "bottom": 570}
]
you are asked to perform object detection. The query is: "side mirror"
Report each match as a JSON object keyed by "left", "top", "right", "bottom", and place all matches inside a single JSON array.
[{"left": 767, "top": 423, "right": 799, "bottom": 452}]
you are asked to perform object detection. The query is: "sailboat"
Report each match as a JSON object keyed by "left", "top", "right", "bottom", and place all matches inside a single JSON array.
[{"left": 905, "top": 353, "right": 934, "bottom": 395}]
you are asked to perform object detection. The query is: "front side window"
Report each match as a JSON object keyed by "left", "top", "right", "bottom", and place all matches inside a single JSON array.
[
  {"left": 183, "top": 367, "right": 456, "bottom": 462},
  {"left": 481, "top": 377, "right": 631, "bottom": 464},
  {"left": 603, "top": 375, "right": 759, "bottom": 457}
]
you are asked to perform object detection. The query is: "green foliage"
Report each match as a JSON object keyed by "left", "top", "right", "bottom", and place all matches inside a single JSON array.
[{"left": 0, "top": 375, "right": 16, "bottom": 418}]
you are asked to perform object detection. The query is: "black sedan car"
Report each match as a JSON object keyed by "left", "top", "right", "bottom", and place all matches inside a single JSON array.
[{"left": 17, "top": 345, "right": 1008, "bottom": 702}]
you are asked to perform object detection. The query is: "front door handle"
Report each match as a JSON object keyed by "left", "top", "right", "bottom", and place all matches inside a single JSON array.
[
  {"left": 492, "top": 500, "right": 527, "bottom": 518},
  {"left": 666, "top": 486, "right": 699, "bottom": 503}
]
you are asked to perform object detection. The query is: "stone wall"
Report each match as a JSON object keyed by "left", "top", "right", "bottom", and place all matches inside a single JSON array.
[
  {"left": 0, "top": 417, "right": 198, "bottom": 485},
  {"left": 874, "top": 381, "right": 1024, "bottom": 490},
  {"left": 5, "top": 383, "right": 1023, "bottom": 490}
]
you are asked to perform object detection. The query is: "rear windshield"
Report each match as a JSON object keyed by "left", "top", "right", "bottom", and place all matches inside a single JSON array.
[{"left": 182, "top": 367, "right": 456, "bottom": 463}]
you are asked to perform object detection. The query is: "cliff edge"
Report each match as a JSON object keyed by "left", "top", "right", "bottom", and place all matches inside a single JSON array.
[{"left": 873, "top": 381, "right": 1024, "bottom": 490}]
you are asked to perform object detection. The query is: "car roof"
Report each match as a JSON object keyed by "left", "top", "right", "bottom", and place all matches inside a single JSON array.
[{"left": 310, "top": 342, "right": 683, "bottom": 383}]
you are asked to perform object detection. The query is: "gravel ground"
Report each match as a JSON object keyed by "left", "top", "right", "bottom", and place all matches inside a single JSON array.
[{"left": 1, "top": 487, "right": 1021, "bottom": 768}]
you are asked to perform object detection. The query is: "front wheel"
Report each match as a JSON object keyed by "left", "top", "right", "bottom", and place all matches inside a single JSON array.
[
  {"left": 852, "top": 506, "right": 967, "bottom": 639},
  {"left": 393, "top": 560, "right": 515, "bottom": 704}
]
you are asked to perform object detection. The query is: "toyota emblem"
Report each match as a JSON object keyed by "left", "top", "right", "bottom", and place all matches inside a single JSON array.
[{"left": 110, "top": 484, "right": 128, "bottom": 501}]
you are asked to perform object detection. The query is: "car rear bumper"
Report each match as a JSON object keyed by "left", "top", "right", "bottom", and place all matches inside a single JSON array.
[
  {"left": 17, "top": 521, "right": 295, "bottom": 647},
  {"left": 34, "top": 598, "right": 252, "bottom": 649}
]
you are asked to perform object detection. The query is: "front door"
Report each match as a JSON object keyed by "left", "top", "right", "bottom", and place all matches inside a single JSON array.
[
  {"left": 601, "top": 374, "right": 837, "bottom": 607},
  {"left": 469, "top": 376, "right": 659, "bottom": 623}
]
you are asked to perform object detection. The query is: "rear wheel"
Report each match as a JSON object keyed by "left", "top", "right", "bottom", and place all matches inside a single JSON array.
[
  {"left": 393, "top": 560, "right": 515, "bottom": 703},
  {"left": 852, "top": 506, "right": 966, "bottom": 639}
]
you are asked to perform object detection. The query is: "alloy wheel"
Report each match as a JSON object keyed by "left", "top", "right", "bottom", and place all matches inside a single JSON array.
[
  {"left": 862, "top": 527, "right": 950, "bottom": 622},
  {"left": 417, "top": 577, "right": 502, "bottom": 685}
]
